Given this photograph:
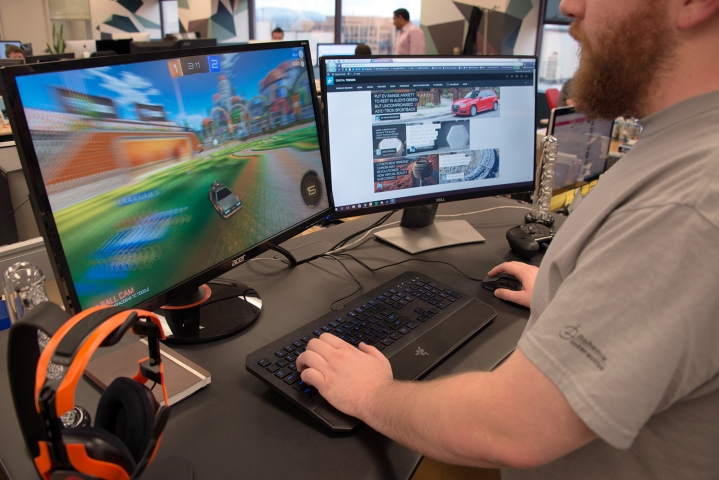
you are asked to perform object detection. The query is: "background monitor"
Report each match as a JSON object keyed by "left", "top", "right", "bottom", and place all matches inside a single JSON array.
[
  {"left": 111, "top": 32, "right": 151, "bottom": 42},
  {"left": 130, "top": 41, "right": 178, "bottom": 53},
  {"left": 1, "top": 41, "right": 330, "bottom": 342},
  {"left": 316, "top": 43, "right": 358, "bottom": 66},
  {"left": 65, "top": 39, "right": 98, "bottom": 59},
  {"left": 321, "top": 55, "right": 537, "bottom": 252},
  {"left": 0, "top": 58, "right": 24, "bottom": 66},
  {"left": 548, "top": 106, "right": 612, "bottom": 193},
  {"left": 176, "top": 38, "right": 217, "bottom": 49},
  {"left": 1, "top": 40, "right": 23, "bottom": 59},
  {"left": 25, "top": 53, "right": 75, "bottom": 63},
  {"left": 95, "top": 39, "right": 132, "bottom": 55}
]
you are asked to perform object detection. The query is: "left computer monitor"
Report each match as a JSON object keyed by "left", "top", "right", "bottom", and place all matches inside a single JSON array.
[
  {"left": 0, "top": 40, "right": 23, "bottom": 59},
  {"left": 112, "top": 32, "right": 151, "bottom": 42},
  {"left": 25, "top": 53, "right": 75, "bottom": 63},
  {"left": 176, "top": 39, "right": 217, "bottom": 49},
  {"left": 1, "top": 41, "right": 330, "bottom": 342},
  {"left": 65, "top": 39, "right": 98, "bottom": 59},
  {"left": 0, "top": 58, "right": 23, "bottom": 66},
  {"left": 130, "top": 41, "right": 178, "bottom": 54},
  {"left": 95, "top": 39, "right": 132, "bottom": 55}
]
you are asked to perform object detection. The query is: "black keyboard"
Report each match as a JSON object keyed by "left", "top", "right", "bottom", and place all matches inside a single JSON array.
[{"left": 245, "top": 271, "right": 496, "bottom": 432}]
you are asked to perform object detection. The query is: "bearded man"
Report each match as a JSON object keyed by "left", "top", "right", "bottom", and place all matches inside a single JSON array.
[{"left": 297, "top": 0, "right": 719, "bottom": 478}]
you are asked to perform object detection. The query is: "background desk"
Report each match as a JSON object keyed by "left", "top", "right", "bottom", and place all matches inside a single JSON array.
[{"left": 0, "top": 196, "right": 551, "bottom": 480}]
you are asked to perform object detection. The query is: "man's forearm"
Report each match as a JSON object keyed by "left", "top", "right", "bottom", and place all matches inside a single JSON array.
[{"left": 357, "top": 371, "right": 510, "bottom": 468}]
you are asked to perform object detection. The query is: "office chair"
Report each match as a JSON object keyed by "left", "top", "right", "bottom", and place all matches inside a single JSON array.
[{"left": 546, "top": 88, "right": 560, "bottom": 110}]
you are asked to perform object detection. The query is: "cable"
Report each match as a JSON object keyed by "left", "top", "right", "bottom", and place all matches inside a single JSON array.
[
  {"left": 332, "top": 252, "right": 484, "bottom": 282},
  {"left": 3, "top": 198, "right": 29, "bottom": 217},
  {"left": 330, "top": 209, "right": 397, "bottom": 250},
  {"left": 316, "top": 254, "right": 364, "bottom": 310},
  {"left": 330, "top": 205, "right": 531, "bottom": 255},
  {"left": 435, "top": 205, "right": 532, "bottom": 218}
]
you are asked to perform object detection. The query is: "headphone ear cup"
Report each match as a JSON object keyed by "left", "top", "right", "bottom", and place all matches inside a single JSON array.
[
  {"left": 62, "top": 426, "right": 137, "bottom": 473},
  {"left": 95, "top": 377, "right": 159, "bottom": 464}
]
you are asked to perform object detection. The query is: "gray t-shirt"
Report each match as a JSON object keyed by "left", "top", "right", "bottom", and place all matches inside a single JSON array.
[{"left": 503, "top": 91, "right": 719, "bottom": 479}]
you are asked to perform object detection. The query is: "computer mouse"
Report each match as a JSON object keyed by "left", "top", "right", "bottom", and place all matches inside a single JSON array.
[{"left": 482, "top": 273, "right": 522, "bottom": 292}]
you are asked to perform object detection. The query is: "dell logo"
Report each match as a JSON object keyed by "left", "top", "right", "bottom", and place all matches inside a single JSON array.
[
  {"left": 436, "top": 198, "right": 445, "bottom": 203},
  {"left": 415, "top": 346, "right": 429, "bottom": 356},
  {"left": 231, "top": 255, "right": 246, "bottom": 267}
]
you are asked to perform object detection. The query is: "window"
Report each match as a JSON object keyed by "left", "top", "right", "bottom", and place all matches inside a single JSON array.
[
  {"left": 341, "top": 0, "right": 421, "bottom": 55},
  {"left": 254, "top": 0, "right": 334, "bottom": 64}
]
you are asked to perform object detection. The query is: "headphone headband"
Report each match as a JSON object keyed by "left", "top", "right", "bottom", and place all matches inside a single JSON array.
[
  {"left": 8, "top": 303, "right": 171, "bottom": 479},
  {"left": 35, "top": 306, "right": 166, "bottom": 416}
]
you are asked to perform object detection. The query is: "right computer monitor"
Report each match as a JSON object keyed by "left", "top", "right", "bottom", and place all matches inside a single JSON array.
[
  {"left": 321, "top": 55, "right": 537, "bottom": 252},
  {"left": 548, "top": 106, "right": 612, "bottom": 194}
]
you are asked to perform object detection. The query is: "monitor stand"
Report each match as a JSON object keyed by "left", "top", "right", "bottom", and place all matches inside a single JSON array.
[
  {"left": 155, "top": 279, "right": 261, "bottom": 344},
  {"left": 374, "top": 204, "right": 485, "bottom": 254}
]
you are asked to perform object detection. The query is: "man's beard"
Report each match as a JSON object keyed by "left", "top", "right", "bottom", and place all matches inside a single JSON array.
[{"left": 568, "top": 7, "right": 676, "bottom": 119}]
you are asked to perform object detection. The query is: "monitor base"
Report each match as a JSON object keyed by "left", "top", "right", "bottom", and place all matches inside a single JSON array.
[
  {"left": 374, "top": 219, "right": 485, "bottom": 254},
  {"left": 156, "top": 280, "right": 262, "bottom": 344}
]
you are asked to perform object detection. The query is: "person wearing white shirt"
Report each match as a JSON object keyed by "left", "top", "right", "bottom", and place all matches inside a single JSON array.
[{"left": 393, "top": 8, "right": 426, "bottom": 55}]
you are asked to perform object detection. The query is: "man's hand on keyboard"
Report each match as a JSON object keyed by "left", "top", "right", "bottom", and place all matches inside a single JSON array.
[
  {"left": 297, "top": 332, "right": 393, "bottom": 418},
  {"left": 487, "top": 261, "right": 538, "bottom": 308}
]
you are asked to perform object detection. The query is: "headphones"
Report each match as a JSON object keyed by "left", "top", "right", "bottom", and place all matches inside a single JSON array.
[{"left": 8, "top": 302, "right": 172, "bottom": 480}]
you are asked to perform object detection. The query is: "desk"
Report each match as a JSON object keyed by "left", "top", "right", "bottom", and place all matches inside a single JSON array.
[{"left": 0, "top": 196, "right": 549, "bottom": 480}]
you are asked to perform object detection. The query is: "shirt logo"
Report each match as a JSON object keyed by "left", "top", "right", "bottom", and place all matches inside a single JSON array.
[
  {"left": 415, "top": 346, "right": 429, "bottom": 356},
  {"left": 559, "top": 325, "right": 607, "bottom": 371}
]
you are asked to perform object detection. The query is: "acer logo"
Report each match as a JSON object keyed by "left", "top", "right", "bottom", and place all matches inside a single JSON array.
[
  {"left": 436, "top": 197, "right": 445, "bottom": 203},
  {"left": 231, "top": 255, "right": 246, "bottom": 267}
]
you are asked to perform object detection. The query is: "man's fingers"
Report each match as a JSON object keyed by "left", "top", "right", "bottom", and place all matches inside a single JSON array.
[
  {"left": 487, "top": 262, "right": 509, "bottom": 277},
  {"left": 318, "top": 332, "right": 347, "bottom": 349},
  {"left": 494, "top": 288, "right": 528, "bottom": 305},
  {"left": 300, "top": 368, "right": 326, "bottom": 390},
  {"left": 296, "top": 349, "right": 329, "bottom": 372}
]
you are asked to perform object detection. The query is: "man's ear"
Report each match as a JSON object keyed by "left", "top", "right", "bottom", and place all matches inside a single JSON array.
[{"left": 677, "top": 0, "right": 719, "bottom": 29}]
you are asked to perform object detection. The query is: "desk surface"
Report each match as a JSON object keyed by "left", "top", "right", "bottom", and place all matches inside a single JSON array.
[{"left": 0, "top": 196, "right": 550, "bottom": 480}]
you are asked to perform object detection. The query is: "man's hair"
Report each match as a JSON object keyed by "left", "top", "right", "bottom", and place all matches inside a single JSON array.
[
  {"left": 5, "top": 45, "right": 24, "bottom": 57},
  {"left": 355, "top": 44, "right": 372, "bottom": 55},
  {"left": 272, "top": 27, "right": 284, "bottom": 35},
  {"left": 164, "top": 34, "right": 178, "bottom": 41},
  {"left": 393, "top": 8, "right": 410, "bottom": 21}
]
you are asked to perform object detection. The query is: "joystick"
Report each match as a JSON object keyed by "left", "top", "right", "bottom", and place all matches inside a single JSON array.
[
  {"left": 506, "top": 223, "right": 555, "bottom": 259},
  {"left": 506, "top": 135, "right": 558, "bottom": 258}
]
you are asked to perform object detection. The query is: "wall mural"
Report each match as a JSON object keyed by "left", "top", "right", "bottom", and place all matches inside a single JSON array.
[
  {"left": 421, "top": 0, "right": 539, "bottom": 56},
  {"left": 178, "top": 0, "right": 248, "bottom": 43},
  {"left": 90, "top": 0, "right": 249, "bottom": 43},
  {"left": 91, "top": 0, "right": 162, "bottom": 39}
]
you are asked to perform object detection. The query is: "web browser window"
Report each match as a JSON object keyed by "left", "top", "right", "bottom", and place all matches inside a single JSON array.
[{"left": 323, "top": 56, "right": 537, "bottom": 212}]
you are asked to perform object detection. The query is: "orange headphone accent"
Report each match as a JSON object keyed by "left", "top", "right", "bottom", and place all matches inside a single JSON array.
[{"left": 8, "top": 303, "right": 172, "bottom": 480}]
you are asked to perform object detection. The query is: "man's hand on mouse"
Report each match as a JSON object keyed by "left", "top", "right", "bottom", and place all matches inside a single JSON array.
[
  {"left": 297, "top": 333, "right": 393, "bottom": 419},
  {"left": 487, "top": 262, "right": 538, "bottom": 308}
]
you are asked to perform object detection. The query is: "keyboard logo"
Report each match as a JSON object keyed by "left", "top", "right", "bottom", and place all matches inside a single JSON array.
[{"left": 415, "top": 346, "right": 429, "bottom": 356}]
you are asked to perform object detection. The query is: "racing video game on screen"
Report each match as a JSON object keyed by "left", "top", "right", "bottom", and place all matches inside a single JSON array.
[{"left": 16, "top": 47, "right": 328, "bottom": 309}]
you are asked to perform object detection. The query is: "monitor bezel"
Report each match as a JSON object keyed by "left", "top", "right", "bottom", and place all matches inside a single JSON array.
[
  {"left": 319, "top": 54, "right": 538, "bottom": 219},
  {"left": 1, "top": 40, "right": 332, "bottom": 314},
  {"left": 316, "top": 43, "right": 359, "bottom": 63}
]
